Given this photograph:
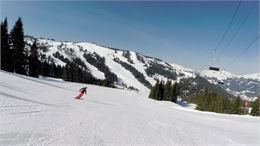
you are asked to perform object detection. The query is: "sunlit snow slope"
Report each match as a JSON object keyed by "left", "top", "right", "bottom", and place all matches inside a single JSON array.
[
  {"left": 201, "top": 70, "right": 260, "bottom": 100},
  {"left": 0, "top": 70, "right": 259, "bottom": 146}
]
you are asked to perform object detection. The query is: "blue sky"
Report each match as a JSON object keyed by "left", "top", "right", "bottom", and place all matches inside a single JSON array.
[{"left": 1, "top": 1, "right": 259, "bottom": 74}]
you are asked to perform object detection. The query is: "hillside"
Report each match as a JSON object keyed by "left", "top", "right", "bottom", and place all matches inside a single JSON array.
[
  {"left": 0, "top": 70, "right": 259, "bottom": 145},
  {"left": 201, "top": 70, "right": 260, "bottom": 101},
  {"left": 25, "top": 36, "right": 177, "bottom": 94},
  {"left": 24, "top": 36, "right": 241, "bottom": 99}
]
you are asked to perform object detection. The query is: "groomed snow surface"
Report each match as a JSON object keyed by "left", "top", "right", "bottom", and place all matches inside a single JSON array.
[{"left": 0, "top": 70, "right": 259, "bottom": 146}]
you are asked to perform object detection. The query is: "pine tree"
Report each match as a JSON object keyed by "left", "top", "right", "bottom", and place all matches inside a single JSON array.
[
  {"left": 170, "top": 82, "right": 177, "bottom": 102},
  {"left": 158, "top": 81, "right": 164, "bottom": 100},
  {"left": 202, "top": 88, "right": 210, "bottom": 110},
  {"left": 164, "top": 80, "right": 172, "bottom": 101},
  {"left": 62, "top": 63, "right": 69, "bottom": 81},
  {"left": 149, "top": 81, "right": 159, "bottom": 100},
  {"left": 217, "top": 96, "right": 224, "bottom": 113},
  {"left": 1, "top": 17, "right": 11, "bottom": 71},
  {"left": 204, "top": 87, "right": 209, "bottom": 96},
  {"left": 49, "top": 63, "right": 56, "bottom": 77},
  {"left": 175, "top": 82, "right": 180, "bottom": 96},
  {"left": 223, "top": 97, "right": 232, "bottom": 114},
  {"left": 251, "top": 97, "right": 259, "bottom": 116},
  {"left": 153, "top": 81, "right": 160, "bottom": 100},
  {"left": 41, "top": 61, "right": 50, "bottom": 77},
  {"left": 55, "top": 65, "right": 63, "bottom": 78},
  {"left": 77, "top": 67, "right": 83, "bottom": 83},
  {"left": 73, "top": 65, "right": 80, "bottom": 83},
  {"left": 102, "top": 79, "right": 110, "bottom": 87},
  {"left": 28, "top": 41, "right": 40, "bottom": 77},
  {"left": 68, "top": 63, "right": 78, "bottom": 82},
  {"left": 169, "top": 83, "right": 175, "bottom": 102},
  {"left": 231, "top": 97, "right": 242, "bottom": 114},
  {"left": 149, "top": 82, "right": 156, "bottom": 99},
  {"left": 9, "top": 17, "right": 27, "bottom": 74}
]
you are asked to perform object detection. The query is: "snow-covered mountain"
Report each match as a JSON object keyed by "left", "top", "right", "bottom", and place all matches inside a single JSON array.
[
  {"left": 201, "top": 70, "right": 260, "bottom": 101},
  {"left": 25, "top": 36, "right": 195, "bottom": 94},
  {"left": 170, "top": 63, "right": 194, "bottom": 78},
  {"left": 24, "top": 36, "right": 259, "bottom": 100},
  {"left": 0, "top": 70, "right": 258, "bottom": 145},
  {"left": 238, "top": 73, "right": 260, "bottom": 80}
]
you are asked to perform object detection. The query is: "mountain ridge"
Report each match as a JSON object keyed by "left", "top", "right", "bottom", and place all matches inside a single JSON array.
[
  {"left": 26, "top": 35, "right": 260, "bottom": 77},
  {"left": 24, "top": 35, "right": 259, "bottom": 100}
]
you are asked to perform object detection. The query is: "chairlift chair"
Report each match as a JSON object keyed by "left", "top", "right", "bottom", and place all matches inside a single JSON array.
[
  {"left": 218, "top": 81, "right": 224, "bottom": 85},
  {"left": 209, "top": 67, "right": 220, "bottom": 71}
]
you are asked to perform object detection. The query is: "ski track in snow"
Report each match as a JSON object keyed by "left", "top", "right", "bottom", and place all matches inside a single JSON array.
[{"left": 0, "top": 70, "right": 259, "bottom": 146}]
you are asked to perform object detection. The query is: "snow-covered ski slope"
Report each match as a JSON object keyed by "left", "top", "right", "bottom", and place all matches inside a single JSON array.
[
  {"left": 0, "top": 70, "right": 259, "bottom": 146},
  {"left": 25, "top": 36, "right": 195, "bottom": 93}
]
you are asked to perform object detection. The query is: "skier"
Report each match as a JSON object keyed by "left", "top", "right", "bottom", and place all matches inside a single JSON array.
[{"left": 75, "top": 87, "right": 87, "bottom": 99}]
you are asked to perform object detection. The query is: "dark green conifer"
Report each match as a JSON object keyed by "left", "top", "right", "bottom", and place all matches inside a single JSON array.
[
  {"left": 164, "top": 80, "right": 172, "bottom": 101},
  {"left": 9, "top": 17, "right": 26, "bottom": 74},
  {"left": 251, "top": 97, "right": 259, "bottom": 116},
  {"left": 1, "top": 18, "right": 11, "bottom": 71},
  {"left": 28, "top": 41, "right": 40, "bottom": 77}
]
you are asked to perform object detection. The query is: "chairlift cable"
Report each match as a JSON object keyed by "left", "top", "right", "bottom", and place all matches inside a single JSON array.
[
  {"left": 224, "top": 35, "right": 259, "bottom": 70},
  {"left": 200, "top": 1, "right": 242, "bottom": 72},
  {"left": 217, "top": 2, "right": 257, "bottom": 62}
]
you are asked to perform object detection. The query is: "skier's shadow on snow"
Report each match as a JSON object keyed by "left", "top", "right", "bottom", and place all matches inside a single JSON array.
[
  {"left": 86, "top": 100, "right": 113, "bottom": 106},
  {"left": 0, "top": 91, "right": 55, "bottom": 107}
]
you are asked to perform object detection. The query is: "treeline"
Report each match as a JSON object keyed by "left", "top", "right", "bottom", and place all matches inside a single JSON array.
[
  {"left": 187, "top": 88, "right": 259, "bottom": 116},
  {"left": 1, "top": 17, "right": 27, "bottom": 74},
  {"left": 149, "top": 77, "right": 259, "bottom": 116},
  {"left": 250, "top": 97, "right": 259, "bottom": 116},
  {"left": 113, "top": 57, "right": 152, "bottom": 88},
  {"left": 1, "top": 17, "right": 51, "bottom": 77},
  {"left": 83, "top": 52, "right": 118, "bottom": 85},
  {"left": 1, "top": 17, "right": 113, "bottom": 87},
  {"left": 149, "top": 80, "right": 180, "bottom": 103},
  {"left": 122, "top": 50, "right": 134, "bottom": 64},
  {"left": 188, "top": 88, "right": 236, "bottom": 114},
  {"left": 136, "top": 53, "right": 145, "bottom": 64},
  {"left": 145, "top": 63, "right": 177, "bottom": 80}
]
